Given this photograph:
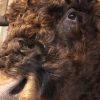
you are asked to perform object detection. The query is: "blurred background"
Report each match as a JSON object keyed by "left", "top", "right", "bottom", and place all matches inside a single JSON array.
[{"left": 0, "top": 0, "right": 14, "bottom": 45}]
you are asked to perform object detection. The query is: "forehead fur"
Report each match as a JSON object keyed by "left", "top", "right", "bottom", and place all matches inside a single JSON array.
[
  {"left": 6, "top": 0, "right": 99, "bottom": 22},
  {"left": 4, "top": 0, "right": 99, "bottom": 42}
]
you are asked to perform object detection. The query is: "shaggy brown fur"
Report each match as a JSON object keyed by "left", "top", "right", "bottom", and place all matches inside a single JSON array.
[{"left": 0, "top": 0, "right": 100, "bottom": 100}]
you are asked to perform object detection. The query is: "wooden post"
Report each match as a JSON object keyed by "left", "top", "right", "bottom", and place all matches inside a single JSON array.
[
  {"left": 0, "top": 0, "right": 15, "bottom": 45},
  {"left": 0, "top": 0, "right": 8, "bottom": 16},
  {"left": 0, "top": 0, "right": 8, "bottom": 45}
]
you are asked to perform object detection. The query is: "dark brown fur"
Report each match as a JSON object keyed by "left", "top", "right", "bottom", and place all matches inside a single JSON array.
[{"left": 0, "top": 0, "right": 100, "bottom": 100}]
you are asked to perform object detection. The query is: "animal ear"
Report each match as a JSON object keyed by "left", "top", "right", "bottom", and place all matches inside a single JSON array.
[{"left": 0, "top": 16, "right": 9, "bottom": 26}]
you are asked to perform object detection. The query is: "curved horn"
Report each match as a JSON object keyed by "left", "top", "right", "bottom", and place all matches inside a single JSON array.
[{"left": 0, "top": 16, "right": 9, "bottom": 26}]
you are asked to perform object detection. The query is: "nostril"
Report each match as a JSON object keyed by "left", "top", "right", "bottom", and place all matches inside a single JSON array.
[{"left": 9, "top": 77, "right": 27, "bottom": 95}]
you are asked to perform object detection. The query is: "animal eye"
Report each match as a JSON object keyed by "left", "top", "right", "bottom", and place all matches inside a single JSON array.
[{"left": 68, "top": 12, "right": 77, "bottom": 20}]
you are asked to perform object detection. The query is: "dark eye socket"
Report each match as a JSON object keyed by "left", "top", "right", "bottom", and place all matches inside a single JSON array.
[{"left": 68, "top": 12, "right": 77, "bottom": 20}]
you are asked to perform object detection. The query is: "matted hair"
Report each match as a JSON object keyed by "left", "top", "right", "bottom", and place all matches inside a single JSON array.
[{"left": 0, "top": 0, "right": 100, "bottom": 100}]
